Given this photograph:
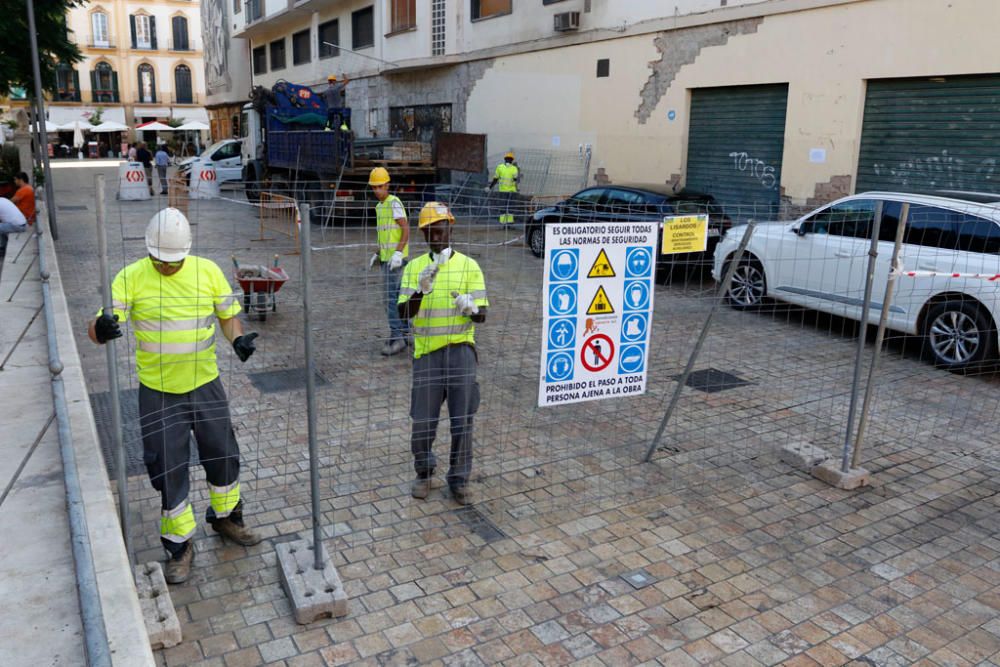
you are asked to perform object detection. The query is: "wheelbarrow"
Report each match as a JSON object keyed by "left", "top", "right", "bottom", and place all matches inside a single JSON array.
[{"left": 233, "top": 255, "right": 289, "bottom": 322}]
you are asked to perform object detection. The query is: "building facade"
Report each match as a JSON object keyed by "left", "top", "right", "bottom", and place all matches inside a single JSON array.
[
  {"left": 229, "top": 0, "right": 1000, "bottom": 207},
  {"left": 202, "top": 0, "right": 252, "bottom": 140},
  {"left": 42, "top": 0, "right": 209, "bottom": 141}
]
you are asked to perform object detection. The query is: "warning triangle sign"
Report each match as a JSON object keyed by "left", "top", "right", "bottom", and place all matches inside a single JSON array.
[
  {"left": 587, "top": 285, "right": 615, "bottom": 315},
  {"left": 587, "top": 249, "right": 616, "bottom": 278}
]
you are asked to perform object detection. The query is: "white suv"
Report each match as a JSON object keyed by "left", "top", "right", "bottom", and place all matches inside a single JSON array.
[{"left": 712, "top": 192, "right": 1000, "bottom": 370}]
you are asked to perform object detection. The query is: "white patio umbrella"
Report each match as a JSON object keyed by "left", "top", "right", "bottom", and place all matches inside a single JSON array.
[
  {"left": 135, "top": 121, "right": 175, "bottom": 132},
  {"left": 174, "top": 121, "right": 209, "bottom": 131},
  {"left": 63, "top": 120, "right": 86, "bottom": 149},
  {"left": 91, "top": 120, "right": 129, "bottom": 133},
  {"left": 33, "top": 120, "right": 59, "bottom": 133}
]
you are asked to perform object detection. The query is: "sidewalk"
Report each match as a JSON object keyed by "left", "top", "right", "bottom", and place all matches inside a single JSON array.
[{"left": 0, "top": 216, "right": 153, "bottom": 666}]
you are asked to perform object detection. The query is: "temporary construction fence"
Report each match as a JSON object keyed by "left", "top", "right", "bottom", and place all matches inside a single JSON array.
[
  {"left": 87, "top": 178, "right": 1000, "bottom": 625},
  {"left": 254, "top": 191, "right": 300, "bottom": 254}
]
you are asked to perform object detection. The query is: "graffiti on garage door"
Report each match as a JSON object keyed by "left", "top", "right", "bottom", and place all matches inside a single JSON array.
[{"left": 872, "top": 150, "right": 997, "bottom": 191}]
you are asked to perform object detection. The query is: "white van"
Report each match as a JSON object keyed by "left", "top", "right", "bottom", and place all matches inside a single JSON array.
[{"left": 177, "top": 139, "right": 243, "bottom": 184}]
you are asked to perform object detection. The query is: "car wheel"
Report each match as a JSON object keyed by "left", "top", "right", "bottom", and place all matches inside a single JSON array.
[
  {"left": 528, "top": 226, "right": 545, "bottom": 257},
  {"left": 922, "top": 299, "right": 997, "bottom": 371},
  {"left": 723, "top": 257, "right": 766, "bottom": 309}
]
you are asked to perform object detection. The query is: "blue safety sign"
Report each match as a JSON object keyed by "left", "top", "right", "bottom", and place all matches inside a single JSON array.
[
  {"left": 547, "top": 318, "right": 576, "bottom": 349},
  {"left": 618, "top": 344, "right": 645, "bottom": 374},
  {"left": 620, "top": 312, "right": 648, "bottom": 343},
  {"left": 625, "top": 247, "right": 653, "bottom": 278},
  {"left": 548, "top": 284, "right": 578, "bottom": 317},
  {"left": 622, "top": 280, "right": 650, "bottom": 311},
  {"left": 546, "top": 351, "right": 574, "bottom": 382},
  {"left": 549, "top": 249, "right": 579, "bottom": 282}
]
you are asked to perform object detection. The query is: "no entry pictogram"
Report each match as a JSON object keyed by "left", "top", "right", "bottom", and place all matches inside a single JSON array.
[{"left": 580, "top": 333, "right": 614, "bottom": 372}]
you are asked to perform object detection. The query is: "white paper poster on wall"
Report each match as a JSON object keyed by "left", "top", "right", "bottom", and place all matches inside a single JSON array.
[{"left": 539, "top": 221, "right": 657, "bottom": 407}]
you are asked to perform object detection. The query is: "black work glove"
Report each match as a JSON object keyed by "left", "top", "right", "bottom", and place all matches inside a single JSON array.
[
  {"left": 232, "top": 333, "right": 258, "bottom": 362},
  {"left": 94, "top": 310, "right": 122, "bottom": 343}
]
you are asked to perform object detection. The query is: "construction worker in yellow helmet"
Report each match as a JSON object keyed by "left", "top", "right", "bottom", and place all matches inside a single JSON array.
[
  {"left": 487, "top": 150, "right": 521, "bottom": 224},
  {"left": 397, "top": 202, "right": 488, "bottom": 505},
  {"left": 88, "top": 208, "right": 261, "bottom": 584},
  {"left": 323, "top": 73, "right": 349, "bottom": 130},
  {"left": 368, "top": 167, "right": 411, "bottom": 355}
]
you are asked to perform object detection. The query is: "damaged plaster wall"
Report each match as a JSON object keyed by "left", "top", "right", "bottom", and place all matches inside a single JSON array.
[
  {"left": 635, "top": 18, "right": 763, "bottom": 124},
  {"left": 347, "top": 60, "right": 494, "bottom": 138}
]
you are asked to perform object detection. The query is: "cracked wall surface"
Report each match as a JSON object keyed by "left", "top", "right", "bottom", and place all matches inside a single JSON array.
[
  {"left": 806, "top": 175, "right": 852, "bottom": 207},
  {"left": 635, "top": 18, "right": 763, "bottom": 124}
]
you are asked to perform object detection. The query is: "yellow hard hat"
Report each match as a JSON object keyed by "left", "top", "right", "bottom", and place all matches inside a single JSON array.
[
  {"left": 504, "top": 151, "right": 515, "bottom": 160},
  {"left": 328, "top": 75, "right": 337, "bottom": 82},
  {"left": 418, "top": 201, "right": 455, "bottom": 229},
  {"left": 368, "top": 166, "right": 390, "bottom": 186}
]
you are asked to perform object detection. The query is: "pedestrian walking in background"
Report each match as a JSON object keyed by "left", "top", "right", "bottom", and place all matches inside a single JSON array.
[
  {"left": 88, "top": 208, "right": 262, "bottom": 584},
  {"left": 368, "top": 167, "right": 410, "bottom": 356},
  {"left": 128, "top": 143, "right": 137, "bottom": 162},
  {"left": 488, "top": 151, "right": 521, "bottom": 225},
  {"left": 135, "top": 142, "right": 154, "bottom": 195},
  {"left": 398, "top": 202, "right": 488, "bottom": 505},
  {"left": 154, "top": 145, "right": 170, "bottom": 195}
]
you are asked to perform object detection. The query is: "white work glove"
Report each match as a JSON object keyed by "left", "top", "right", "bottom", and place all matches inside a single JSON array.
[
  {"left": 418, "top": 264, "right": 439, "bottom": 294},
  {"left": 368, "top": 252, "right": 379, "bottom": 270},
  {"left": 452, "top": 291, "right": 479, "bottom": 316},
  {"left": 389, "top": 250, "right": 404, "bottom": 270}
]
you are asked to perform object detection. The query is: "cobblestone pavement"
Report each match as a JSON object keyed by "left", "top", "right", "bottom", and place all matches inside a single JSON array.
[{"left": 53, "top": 165, "right": 1000, "bottom": 666}]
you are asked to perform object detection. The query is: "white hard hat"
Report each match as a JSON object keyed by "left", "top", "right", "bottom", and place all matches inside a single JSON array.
[{"left": 145, "top": 208, "right": 192, "bottom": 262}]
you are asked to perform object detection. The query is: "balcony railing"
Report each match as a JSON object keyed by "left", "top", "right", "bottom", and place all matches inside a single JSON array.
[
  {"left": 53, "top": 90, "right": 82, "bottom": 103},
  {"left": 87, "top": 36, "right": 116, "bottom": 49},
  {"left": 167, "top": 39, "right": 198, "bottom": 51},
  {"left": 171, "top": 93, "right": 198, "bottom": 104},
  {"left": 131, "top": 41, "right": 157, "bottom": 51},
  {"left": 91, "top": 90, "right": 120, "bottom": 103},
  {"left": 134, "top": 94, "right": 158, "bottom": 104}
]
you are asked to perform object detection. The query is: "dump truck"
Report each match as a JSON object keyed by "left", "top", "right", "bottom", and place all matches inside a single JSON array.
[{"left": 240, "top": 80, "right": 483, "bottom": 223}]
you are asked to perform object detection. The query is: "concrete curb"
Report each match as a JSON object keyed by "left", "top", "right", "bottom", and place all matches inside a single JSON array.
[{"left": 43, "top": 202, "right": 156, "bottom": 666}]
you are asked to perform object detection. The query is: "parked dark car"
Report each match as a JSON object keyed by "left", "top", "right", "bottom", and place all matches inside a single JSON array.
[{"left": 525, "top": 184, "right": 732, "bottom": 281}]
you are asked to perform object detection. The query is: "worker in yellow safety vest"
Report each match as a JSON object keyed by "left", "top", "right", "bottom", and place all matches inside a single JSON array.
[
  {"left": 88, "top": 208, "right": 261, "bottom": 584},
  {"left": 397, "top": 202, "right": 488, "bottom": 505},
  {"left": 368, "top": 166, "right": 411, "bottom": 355},
  {"left": 488, "top": 150, "right": 521, "bottom": 224}
]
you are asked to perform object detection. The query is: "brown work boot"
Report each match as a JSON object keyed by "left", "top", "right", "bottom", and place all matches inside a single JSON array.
[
  {"left": 164, "top": 542, "right": 194, "bottom": 584},
  {"left": 411, "top": 475, "right": 432, "bottom": 499},
  {"left": 450, "top": 485, "right": 472, "bottom": 506},
  {"left": 210, "top": 502, "right": 262, "bottom": 546}
]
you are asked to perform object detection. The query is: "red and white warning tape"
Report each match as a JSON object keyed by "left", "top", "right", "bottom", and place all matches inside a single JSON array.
[{"left": 892, "top": 269, "right": 1000, "bottom": 281}]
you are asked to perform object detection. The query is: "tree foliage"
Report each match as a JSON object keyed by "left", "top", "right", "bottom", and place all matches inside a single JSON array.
[{"left": 0, "top": 0, "right": 83, "bottom": 97}]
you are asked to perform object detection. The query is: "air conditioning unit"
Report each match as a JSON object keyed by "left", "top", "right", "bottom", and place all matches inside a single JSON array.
[{"left": 554, "top": 11, "right": 580, "bottom": 32}]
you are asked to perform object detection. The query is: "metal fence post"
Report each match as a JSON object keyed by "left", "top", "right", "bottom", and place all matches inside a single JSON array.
[
  {"left": 852, "top": 203, "right": 909, "bottom": 468},
  {"left": 94, "top": 174, "right": 133, "bottom": 569},
  {"left": 644, "top": 222, "right": 757, "bottom": 463},
  {"left": 839, "top": 201, "right": 884, "bottom": 473},
  {"left": 300, "top": 203, "right": 324, "bottom": 570}
]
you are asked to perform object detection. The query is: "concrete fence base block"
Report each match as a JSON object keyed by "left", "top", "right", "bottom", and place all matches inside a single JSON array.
[
  {"left": 779, "top": 441, "right": 830, "bottom": 471},
  {"left": 277, "top": 538, "right": 349, "bottom": 625},
  {"left": 134, "top": 562, "right": 182, "bottom": 649},
  {"left": 812, "top": 460, "right": 871, "bottom": 490}
]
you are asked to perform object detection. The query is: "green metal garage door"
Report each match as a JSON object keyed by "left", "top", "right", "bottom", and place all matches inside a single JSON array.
[
  {"left": 685, "top": 84, "right": 788, "bottom": 217},
  {"left": 857, "top": 75, "right": 1000, "bottom": 194}
]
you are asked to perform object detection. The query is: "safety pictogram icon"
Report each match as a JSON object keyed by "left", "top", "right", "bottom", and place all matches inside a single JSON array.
[
  {"left": 587, "top": 248, "right": 616, "bottom": 278},
  {"left": 581, "top": 334, "right": 615, "bottom": 372},
  {"left": 201, "top": 169, "right": 217, "bottom": 181},
  {"left": 125, "top": 170, "right": 143, "bottom": 183},
  {"left": 586, "top": 285, "right": 614, "bottom": 315}
]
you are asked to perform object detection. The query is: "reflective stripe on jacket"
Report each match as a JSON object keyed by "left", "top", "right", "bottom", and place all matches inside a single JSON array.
[
  {"left": 376, "top": 194, "right": 408, "bottom": 262},
  {"left": 398, "top": 251, "right": 488, "bottom": 359},
  {"left": 104, "top": 256, "right": 241, "bottom": 394}
]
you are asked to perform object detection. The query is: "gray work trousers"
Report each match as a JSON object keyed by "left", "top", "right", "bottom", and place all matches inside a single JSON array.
[
  {"left": 139, "top": 376, "right": 241, "bottom": 555},
  {"left": 410, "top": 344, "right": 480, "bottom": 489}
]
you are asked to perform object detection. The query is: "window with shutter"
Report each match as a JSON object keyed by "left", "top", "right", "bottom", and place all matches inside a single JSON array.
[
  {"left": 351, "top": 7, "right": 374, "bottom": 49},
  {"left": 172, "top": 16, "right": 189, "bottom": 50},
  {"left": 138, "top": 64, "right": 156, "bottom": 103},
  {"left": 91, "top": 12, "right": 109, "bottom": 47},
  {"left": 471, "top": 0, "right": 510, "bottom": 20},
  {"left": 390, "top": 0, "right": 416, "bottom": 32},
  {"left": 174, "top": 65, "right": 192, "bottom": 103},
  {"left": 318, "top": 19, "right": 338, "bottom": 58}
]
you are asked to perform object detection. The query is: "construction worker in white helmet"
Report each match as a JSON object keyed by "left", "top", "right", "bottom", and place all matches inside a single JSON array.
[
  {"left": 88, "top": 208, "right": 261, "bottom": 584},
  {"left": 487, "top": 150, "right": 521, "bottom": 224},
  {"left": 368, "top": 166, "right": 410, "bottom": 355},
  {"left": 397, "top": 202, "right": 488, "bottom": 505}
]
